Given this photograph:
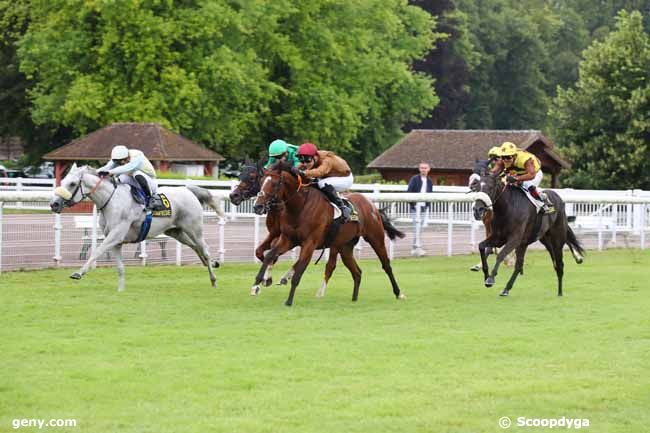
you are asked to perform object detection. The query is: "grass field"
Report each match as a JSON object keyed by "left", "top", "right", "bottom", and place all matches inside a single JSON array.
[{"left": 1, "top": 249, "right": 649, "bottom": 433}]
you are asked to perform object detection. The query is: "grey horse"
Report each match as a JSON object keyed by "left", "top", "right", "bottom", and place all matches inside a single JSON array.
[{"left": 49, "top": 164, "right": 224, "bottom": 291}]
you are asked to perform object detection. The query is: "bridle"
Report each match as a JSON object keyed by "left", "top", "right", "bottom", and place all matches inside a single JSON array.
[
  {"left": 237, "top": 167, "right": 262, "bottom": 200},
  {"left": 256, "top": 171, "right": 306, "bottom": 213},
  {"left": 56, "top": 171, "right": 117, "bottom": 211},
  {"left": 474, "top": 176, "right": 506, "bottom": 211}
]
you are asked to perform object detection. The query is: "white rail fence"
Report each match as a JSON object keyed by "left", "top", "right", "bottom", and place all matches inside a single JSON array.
[{"left": 0, "top": 188, "right": 648, "bottom": 273}]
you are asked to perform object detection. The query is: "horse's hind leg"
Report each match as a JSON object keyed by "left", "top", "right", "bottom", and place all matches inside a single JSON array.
[
  {"left": 365, "top": 234, "right": 404, "bottom": 300},
  {"left": 316, "top": 247, "right": 338, "bottom": 298},
  {"left": 339, "top": 244, "right": 362, "bottom": 301},
  {"left": 500, "top": 245, "right": 527, "bottom": 296},
  {"left": 168, "top": 229, "right": 217, "bottom": 288}
]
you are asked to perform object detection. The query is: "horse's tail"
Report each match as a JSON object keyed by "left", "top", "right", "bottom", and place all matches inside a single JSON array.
[
  {"left": 566, "top": 225, "right": 585, "bottom": 264},
  {"left": 379, "top": 208, "right": 405, "bottom": 240},
  {"left": 186, "top": 185, "right": 225, "bottom": 219}
]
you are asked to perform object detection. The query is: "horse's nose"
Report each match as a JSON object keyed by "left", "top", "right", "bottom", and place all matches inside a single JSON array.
[
  {"left": 473, "top": 206, "right": 484, "bottom": 221},
  {"left": 229, "top": 191, "right": 240, "bottom": 205},
  {"left": 253, "top": 204, "right": 265, "bottom": 215},
  {"left": 50, "top": 200, "right": 62, "bottom": 213}
]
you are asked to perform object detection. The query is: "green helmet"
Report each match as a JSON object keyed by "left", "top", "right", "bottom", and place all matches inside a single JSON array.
[{"left": 268, "top": 139, "right": 288, "bottom": 157}]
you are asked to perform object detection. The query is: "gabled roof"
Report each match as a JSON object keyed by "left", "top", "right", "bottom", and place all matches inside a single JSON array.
[
  {"left": 44, "top": 123, "right": 224, "bottom": 162},
  {"left": 368, "top": 129, "right": 570, "bottom": 170}
]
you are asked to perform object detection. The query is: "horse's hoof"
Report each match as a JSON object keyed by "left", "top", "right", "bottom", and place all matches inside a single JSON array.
[
  {"left": 263, "top": 278, "right": 273, "bottom": 287},
  {"left": 212, "top": 260, "right": 220, "bottom": 269},
  {"left": 470, "top": 265, "right": 480, "bottom": 272},
  {"left": 398, "top": 293, "right": 407, "bottom": 300},
  {"left": 576, "top": 257, "right": 583, "bottom": 264},
  {"left": 250, "top": 285, "right": 260, "bottom": 296},
  {"left": 278, "top": 278, "right": 289, "bottom": 285},
  {"left": 70, "top": 272, "right": 82, "bottom": 280},
  {"left": 284, "top": 300, "right": 293, "bottom": 307},
  {"left": 485, "top": 277, "right": 495, "bottom": 287},
  {"left": 499, "top": 290, "right": 509, "bottom": 297}
]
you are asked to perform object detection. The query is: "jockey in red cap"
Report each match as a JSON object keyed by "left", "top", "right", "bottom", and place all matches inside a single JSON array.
[{"left": 294, "top": 142, "right": 354, "bottom": 222}]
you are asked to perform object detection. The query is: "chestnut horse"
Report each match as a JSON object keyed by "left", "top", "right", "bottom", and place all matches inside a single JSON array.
[{"left": 252, "top": 162, "right": 406, "bottom": 306}]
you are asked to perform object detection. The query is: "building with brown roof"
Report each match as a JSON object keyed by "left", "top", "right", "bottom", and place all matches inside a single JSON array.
[
  {"left": 367, "top": 130, "right": 570, "bottom": 187},
  {"left": 44, "top": 123, "right": 224, "bottom": 184}
]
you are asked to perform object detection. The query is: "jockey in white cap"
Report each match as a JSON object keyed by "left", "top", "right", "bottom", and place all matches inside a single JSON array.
[{"left": 98, "top": 145, "right": 158, "bottom": 211}]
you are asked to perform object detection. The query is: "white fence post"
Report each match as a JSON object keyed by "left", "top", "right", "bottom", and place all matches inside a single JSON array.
[
  {"left": 612, "top": 205, "right": 617, "bottom": 246},
  {"left": 414, "top": 205, "right": 422, "bottom": 250},
  {"left": 16, "top": 178, "right": 23, "bottom": 209},
  {"left": 218, "top": 198, "right": 226, "bottom": 263},
  {"left": 176, "top": 241, "right": 182, "bottom": 266},
  {"left": 254, "top": 215, "right": 260, "bottom": 262},
  {"left": 641, "top": 203, "right": 646, "bottom": 250},
  {"left": 447, "top": 202, "right": 454, "bottom": 257},
  {"left": 53, "top": 213, "right": 62, "bottom": 265},
  {"left": 0, "top": 202, "right": 3, "bottom": 274},
  {"left": 139, "top": 241, "right": 148, "bottom": 266},
  {"left": 91, "top": 204, "right": 98, "bottom": 268}
]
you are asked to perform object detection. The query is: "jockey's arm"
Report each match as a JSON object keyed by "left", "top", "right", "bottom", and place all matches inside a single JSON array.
[
  {"left": 304, "top": 158, "right": 332, "bottom": 179},
  {"left": 97, "top": 160, "right": 116, "bottom": 173},
  {"left": 490, "top": 159, "right": 505, "bottom": 175},
  {"left": 515, "top": 159, "right": 537, "bottom": 182},
  {"left": 109, "top": 153, "right": 145, "bottom": 176}
]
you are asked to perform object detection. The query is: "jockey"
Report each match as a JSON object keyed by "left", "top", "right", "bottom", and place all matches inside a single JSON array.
[
  {"left": 492, "top": 142, "right": 554, "bottom": 213},
  {"left": 468, "top": 146, "right": 502, "bottom": 188},
  {"left": 98, "top": 145, "right": 158, "bottom": 212},
  {"left": 295, "top": 142, "right": 353, "bottom": 222},
  {"left": 264, "top": 139, "right": 300, "bottom": 169}
]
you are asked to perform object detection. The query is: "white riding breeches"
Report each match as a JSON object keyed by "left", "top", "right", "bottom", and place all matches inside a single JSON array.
[
  {"left": 118, "top": 170, "right": 158, "bottom": 194},
  {"left": 317, "top": 174, "right": 354, "bottom": 192},
  {"left": 522, "top": 170, "right": 543, "bottom": 191}
]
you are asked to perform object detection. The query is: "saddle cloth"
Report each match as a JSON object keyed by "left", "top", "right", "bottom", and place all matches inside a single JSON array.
[
  {"left": 129, "top": 186, "right": 172, "bottom": 217},
  {"left": 521, "top": 187, "right": 545, "bottom": 213},
  {"left": 329, "top": 197, "right": 359, "bottom": 222}
]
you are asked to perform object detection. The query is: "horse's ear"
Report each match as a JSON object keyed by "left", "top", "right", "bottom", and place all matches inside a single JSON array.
[{"left": 70, "top": 162, "right": 78, "bottom": 172}]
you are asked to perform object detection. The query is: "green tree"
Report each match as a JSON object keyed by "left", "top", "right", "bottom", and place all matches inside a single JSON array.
[
  {"left": 18, "top": 0, "right": 439, "bottom": 169},
  {"left": 550, "top": 10, "right": 650, "bottom": 189}
]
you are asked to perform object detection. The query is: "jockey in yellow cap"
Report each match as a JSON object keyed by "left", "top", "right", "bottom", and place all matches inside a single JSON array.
[{"left": 491, "top": 142, "right": 554, "bottom": 213}]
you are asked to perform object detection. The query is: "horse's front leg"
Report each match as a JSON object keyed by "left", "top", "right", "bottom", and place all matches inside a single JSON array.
[
  {"left": 70, "top": 223, "right": 130, "bottom": 281},
  {"left": 486, "top": 237, "right": 521, "bottom": 290},
  {"left": 251, "top": 236, "right": 292, "bottom": 296},
  {"left": 285, "top": 241, "right": 318, "bottom": 307},
  {"left": 112, "top": 245, "right": 125, "bottom": 292},
  {"left": 478, "top": 238, "right": 496, "bottom": 286}
]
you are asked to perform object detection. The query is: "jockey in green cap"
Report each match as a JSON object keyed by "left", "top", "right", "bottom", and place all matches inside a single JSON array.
[{"left": 264, "top": 139, "right": 300, "bottom": 169}]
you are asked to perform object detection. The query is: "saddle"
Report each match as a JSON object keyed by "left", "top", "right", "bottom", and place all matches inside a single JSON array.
[{"left": 129, "top": 186, "right": 172, "bottom": 217}]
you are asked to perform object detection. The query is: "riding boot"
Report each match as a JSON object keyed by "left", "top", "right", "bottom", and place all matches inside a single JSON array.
[
  {"left": 320, "top": 184, "right": 350, "bottom": 223},
  {"left": 528, "top": 185, "right": 554, "bottom": 214},
  {"left": 134, "top": 174, "right": 154, "bottom": 212}
]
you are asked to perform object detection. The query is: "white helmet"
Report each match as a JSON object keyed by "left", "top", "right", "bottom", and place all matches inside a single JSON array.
[{"left": 111, "top": 145, "right": 129, "bottom": 160}]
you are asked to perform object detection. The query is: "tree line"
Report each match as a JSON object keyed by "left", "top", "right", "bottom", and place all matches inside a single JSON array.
[{"left": 1, "top": 0, "right": 649, "bottom": 189}]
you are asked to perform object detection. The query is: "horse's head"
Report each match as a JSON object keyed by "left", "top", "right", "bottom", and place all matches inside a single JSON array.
[
  {"left": 230, "top": 160, "right": 263, "bottom": 206},
  {"left": 50, "top": 163, "right": 98, "bottom": 213},
  {"left": 472, "top": 173, "right": 501, "bottom": 221},
  {"left": 252, "top": 161, "right": 299, "bottom": 215}
]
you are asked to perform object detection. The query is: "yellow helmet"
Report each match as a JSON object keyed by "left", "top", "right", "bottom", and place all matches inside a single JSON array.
[
  {"left": 499, "top": 142, "right": 518, "bottom": 157},
  {"left": 488, "top": 146, "right": 501, "bottom": 158}
]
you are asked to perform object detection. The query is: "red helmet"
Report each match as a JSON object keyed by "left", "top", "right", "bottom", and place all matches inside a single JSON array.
[{"left": 297, "top": 142, "right": 318, "bottom": 157}]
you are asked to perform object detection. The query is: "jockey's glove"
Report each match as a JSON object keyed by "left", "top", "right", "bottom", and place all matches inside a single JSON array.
[
  {"left": 506, "top": 175, "right": 518, "bottom": 184},
  {"left": 98, "top": 171, "right": 110, "bottom": 178}
]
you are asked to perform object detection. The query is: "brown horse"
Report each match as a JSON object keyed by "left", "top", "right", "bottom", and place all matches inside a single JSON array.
[{"left": 252, "top": 161, "right": 406, "bottom": 306}]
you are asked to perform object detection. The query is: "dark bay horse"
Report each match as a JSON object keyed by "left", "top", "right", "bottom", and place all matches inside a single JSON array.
[
  {"left": 252, "top": 162, "right": 406, "bottom": 306},
  {"left": 229, "top": 160, "right": 311, "bottom": 288},
  {"left": 472, "top": 173, "right": 585, "bottom": 296}
]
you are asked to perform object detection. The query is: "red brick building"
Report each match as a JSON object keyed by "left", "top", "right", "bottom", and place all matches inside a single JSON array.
[
  {"left": 367, "top": 130, "right": 570, "bottom": 187},
  {"left": 44, "top": 123, "right": 224, "bottom": 184}
]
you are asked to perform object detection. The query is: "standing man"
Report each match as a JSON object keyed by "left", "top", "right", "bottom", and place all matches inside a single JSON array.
[{"left": 407, "top": 162, "right": 433, "bottom": 256}]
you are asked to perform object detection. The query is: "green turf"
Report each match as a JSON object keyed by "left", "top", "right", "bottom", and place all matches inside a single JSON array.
[{"left": 1, "top": 250, "right": 649, "bottom": 433}]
